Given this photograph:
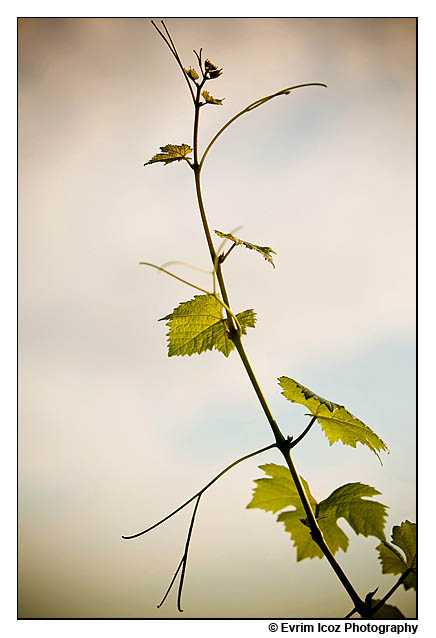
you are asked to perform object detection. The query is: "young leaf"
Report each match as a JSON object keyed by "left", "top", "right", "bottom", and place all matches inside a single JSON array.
[
  {"left": 145, "top": 144, "right": 193, "bottom": 166},
  {"left": 247, "top": 464, "right": 387, "bottom": 561},
  {"left": 204, "top": 59, "right": 223, "bottom": 79},
  {"left": 278, "top": 377, "right": 389, "bottom": 463},
  {"left": 376, "top": 521, "right": 416, "bottom": 590},
  {"left": 215, "top": 230, "right": 277, "bottom": 268},
  {"left": 184, "top": 67, "right": 199, "bottom": 81},
  {"left": 160, "top": 294, "right": 256, "bottom": 357},
  {"left": 201, "top": 90, "right": 224, "bottom": 105}
]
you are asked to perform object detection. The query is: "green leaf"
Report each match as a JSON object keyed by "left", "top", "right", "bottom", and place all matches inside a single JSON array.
[
  {"left": 376, "top": 521, "right": 416, "bottom": 590},
  {"left": 159, "top": 294, "right": 256, "bottom": 357},
  {"left": 392, "top": 520, "right": 416, "bottom": 569},
  {"left": 215, "top": 230, "right": 277, "bottom": 268},
  {"left": 184, "top": 67, "right": 199, "bottom": 81},
  {"left": 145, "top": 144, "right": 192, "bottom": 166},
  {"left": 246, "top": 463, "right": 316, "bottom": 514},
  {"left": 318, "top": 483, "right": 387, "bottom": 542},
  {"left": 278, "top": 377, "right": 389, "bottom": 463},
  {"left": 370, "top": 601, "right": 406, "bottom": 619},
  {"left": 247, "top": 464, "right": 387, "bottom": 561},
  {"left": 202, "top": 90, "right": 224, "bottom": 105}
]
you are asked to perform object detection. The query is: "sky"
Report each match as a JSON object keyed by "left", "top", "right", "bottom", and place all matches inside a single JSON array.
[{"left": 18, "top": 17, "right": 416, "bottom": 620}]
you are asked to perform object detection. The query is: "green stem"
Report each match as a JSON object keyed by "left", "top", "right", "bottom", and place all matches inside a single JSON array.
[
  {"left": 232, "top": 331, "right": 366, "bottom": 615},
  {"left": 192, "top": 100, "right": 367, "bottom": 621},
  {"left": 231, "top": 333, "right": 285, "bottom": 446},
  {"left": 153, "top": 23, "right": 365, "bottom": 616},
  {"left": 193, "top": 168, "right": 218, "bottom": 264},
  {"left": 283, "top": 446, "right": 368, "bottom": 615},
  {"left": 192, "top": 87, "right": 220, "bottom": 269},
  {"left": 192, "top": 97, "right": 237, "bottom": 333}
]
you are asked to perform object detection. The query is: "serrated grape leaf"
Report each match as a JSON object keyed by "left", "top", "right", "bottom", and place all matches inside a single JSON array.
[
  {"left": 215, "top": 230, "right": 277, "bottom": 268},
  {"left": 246, "top": 463, "right": 317, "bottom": 514},
  {"left": 202, "top": 90, "right": 224, "bottom": 105},
  {"left": 392, "top": 520, "right": 416, "bottom": 569},
  {"left": 376, "top": 521, "right": 416, "bottom": 591},
  {"left": 247, "top": 464, "right": 387, "bottom": 561},
  {"left": 278, "top": 377, "right": 389, "bottom": 463},
  {"left": 319, "top": 483, "right": 387, "bottom": 541},
  {"left": 145, "top": 144, "right": 192, "bottom": 166},
  {"left": 159, "top": 294, "right": 256, "bottom": 357},
  {"left": 370, "top": 601, "right": 405, "bottom": 619}
]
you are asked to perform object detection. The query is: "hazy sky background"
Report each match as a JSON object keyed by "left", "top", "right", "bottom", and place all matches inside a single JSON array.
[{"left": 18, "top": 17, "right": 415, "bottom": 619}]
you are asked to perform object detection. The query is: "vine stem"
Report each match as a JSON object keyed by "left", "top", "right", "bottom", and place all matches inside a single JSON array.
[
  {"left": 345, "top": 568, "right": 414, "bottom": 618},
  {"left": 189, "top": 72, "right": 367, "bottom": 619},
  {"left": 231, "top": 332, "right": 367, "bottom": 616},
  {"left": 151, "top": 20, "right": 367, "bottom": 618}
]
